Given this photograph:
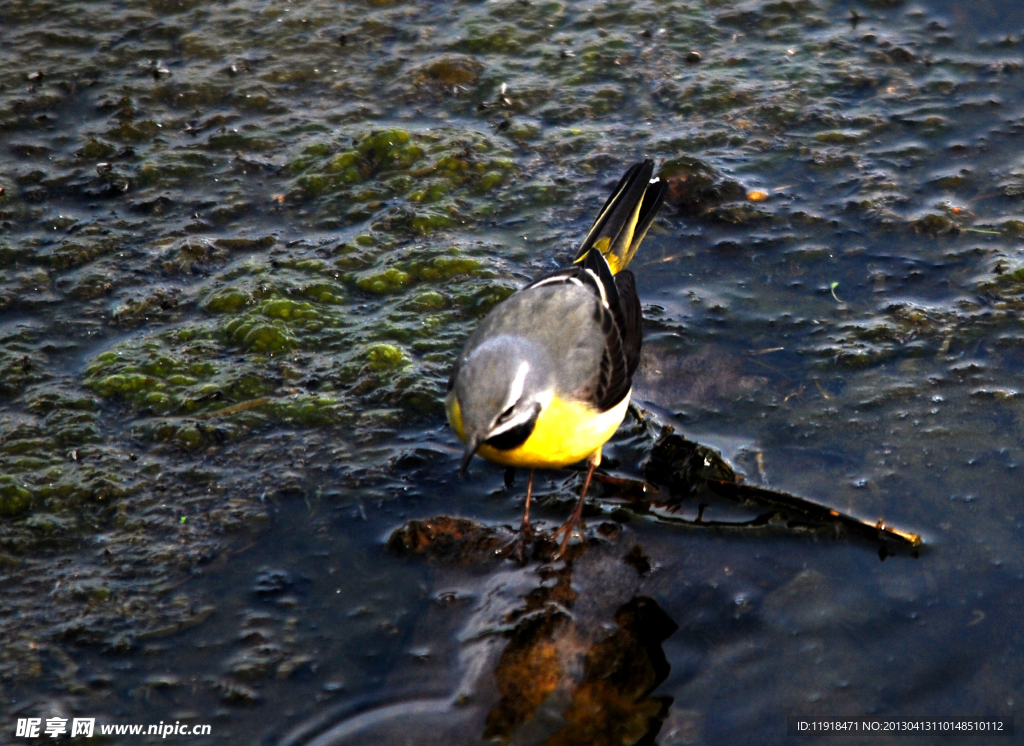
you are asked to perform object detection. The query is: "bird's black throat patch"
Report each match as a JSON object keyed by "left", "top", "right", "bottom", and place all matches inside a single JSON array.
[{"left": 485, "top": 404, "right": 540, "bottom": 451}]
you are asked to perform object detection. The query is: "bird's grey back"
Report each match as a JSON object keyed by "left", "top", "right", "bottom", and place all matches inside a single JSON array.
[{"left": 460, "top": 284, "right": 603, "bottom": 398}]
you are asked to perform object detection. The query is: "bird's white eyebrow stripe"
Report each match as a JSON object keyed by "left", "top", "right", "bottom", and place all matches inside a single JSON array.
[{"left": 506, "top": 361, "right": 530, "bottom": 410}]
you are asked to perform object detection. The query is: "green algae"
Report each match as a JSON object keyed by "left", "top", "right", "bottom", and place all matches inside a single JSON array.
[
  {"left": 78, "top": 239, "right": 507, "bottom": 445},
  {"left": 203, "top": 287, "right": 252, "bottom": 315},
  {"left": 406, "top": 291, "right": 448, "bottom": 311},
  {"left": 364, "top": 343, "right": 409, "bottom": 371},
  {"left": 241, "top": 323, "right": 299, "bottom": 354},
  {"left": 0, "top": 477, "right": 33, "bottom": 517},
  {"left": 354, "top": 254, "right": 485, "bottom": 295},
  {"left": 299, "top": 282, "right": 346, "bottom": 304},
  {"left": 287, "top": 128, "right": 516, "bottom": 233},
  {"left": 356, "top": 267, "right": 412, "bottom": 295}
]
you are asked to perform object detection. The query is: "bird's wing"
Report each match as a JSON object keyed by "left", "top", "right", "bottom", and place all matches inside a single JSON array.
[
  {"left": 525, "top": 249, "right": 636, "bottom": 412},
  {"left": 614, "top": 269, "right": 643, "bottom": 380}
]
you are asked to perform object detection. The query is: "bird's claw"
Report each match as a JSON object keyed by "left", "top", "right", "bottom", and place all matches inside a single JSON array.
[
  {"left": 550, "top": 515, "right": 583, "bottom": 561},
  {"left": 498, "top": 521, "right": 533, "bottom": 564}
]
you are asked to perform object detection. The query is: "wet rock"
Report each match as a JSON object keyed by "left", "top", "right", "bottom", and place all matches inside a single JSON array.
[
  {"left": 144, "top": 674, "right": 181, "bottom": 689},
  {"left": 0, "top": 477, "right": 33, "bottom": 516},
  {"left": 111, "top": 288, "right": 183, "bottom": 328},
  {"left": 276, "top": 654, "right": 313, "bottom": 678},
  {"left": 213, "top": 236, "right": 277, "bottom": 252},
  {"left": 224, "top": 645, "right": 283, "bottom": 680},
  {"left": 253, "top": 568, "right": 294, "bottom": 597},
  {"left": 483, "top": 591, "right": 678, "bottom": 745},
  {"left": 387, "top": 516, "right": 511, "bottom": 564},
  {"left": 658, "top": 157, "right": 746, "bottom": 216},
  {"left": 207, "top": 676, "right": 260, "bottom": 705},
  {"left": 419, "top": 56, "right": 484, "bottom": 87},
  {"left": 162, "top": 238, "right": 230, "bottom": 275},
  {"left": 0, "top": 341, "right": 49, "bottom": 398},
  {"left": 912, "top": 212, "right": 957, "bottom": 236}
]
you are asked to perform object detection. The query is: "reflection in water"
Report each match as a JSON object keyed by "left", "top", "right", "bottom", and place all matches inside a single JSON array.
[
  {"left": 279, "top": 518, "right": 677, "bottom": 746},
  {"left": 514, "top": 596, "right": 676, "bottom": 746}
]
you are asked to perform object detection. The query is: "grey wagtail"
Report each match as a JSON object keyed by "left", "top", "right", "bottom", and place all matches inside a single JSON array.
[{"left": 446, "top": 160, "right": 667, "bottom": 558}]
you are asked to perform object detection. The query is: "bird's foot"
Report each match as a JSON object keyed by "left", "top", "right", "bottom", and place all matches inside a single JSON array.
[
  {"left": 548, "top": 454, "right": 597, "bottom": 561},
  {"left": 550, "top": 513, "right": 584, "bottom": 561},
  {"left": 497, "top": 520, "right": 533, "bottom": 564}
]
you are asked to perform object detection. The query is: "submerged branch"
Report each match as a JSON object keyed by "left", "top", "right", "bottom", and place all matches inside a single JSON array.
[{"left": 603, "top": 426, "right": 922, "bottom": 558}]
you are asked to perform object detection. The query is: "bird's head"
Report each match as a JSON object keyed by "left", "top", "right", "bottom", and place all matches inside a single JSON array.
[{"left": 447, "top": 335, "right": 553, "bottom": 476}]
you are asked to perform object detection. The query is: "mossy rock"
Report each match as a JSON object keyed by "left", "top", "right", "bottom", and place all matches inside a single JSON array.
[
  {"left": 914, "top": 213, "right": 956, "bottom": 235},
  {"left": 408, "top": 183, "right": 449, "bottom": 203},
  {"left": 407, "top": 291, "right": 449, "bottom": 311},
  {"left": 268, "top": 395, "right": 351, "bottom": 427},
  {"left": 421, "top": 56, "right": 484, "bottom": 86},
  {"left": 365, "top": 344, "right": 409, "bottom": 371},
  {"left": 241, "top": 323, "right": 299, "bottom": 354},
  {"left": 91, "top": 373, "right": 161, "bottom": 399},
  {"left": 0, "top": 477, "right": 33, "bottom": 517},
  {"left": 356, "top": 268, "right": 413, "bottom": 295},
  {"left": 259, "top": 298, "right": 321, "bottom": 321},
  {"left": 358, "top": 129, "right": 424, "bottom": 171},
  {"left": 406, "top": 256, "right": 483, "bottom": 281},
  {"left": 299, "top": 282, "right": 346, "bottom": 303}
]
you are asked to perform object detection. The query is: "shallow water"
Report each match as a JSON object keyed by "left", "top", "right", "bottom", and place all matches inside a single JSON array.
[{"left": 3, "top": 0, "right": 1024, "bottom": 743}]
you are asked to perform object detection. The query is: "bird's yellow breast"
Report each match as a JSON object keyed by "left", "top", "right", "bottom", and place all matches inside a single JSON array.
[{"left": 446, "top": 391, "right": 631, "bottom": 469}]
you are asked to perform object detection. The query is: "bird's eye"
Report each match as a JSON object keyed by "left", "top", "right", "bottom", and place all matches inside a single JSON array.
[{"left": 496, "top": 405, "right": 516, "bottom": 424}]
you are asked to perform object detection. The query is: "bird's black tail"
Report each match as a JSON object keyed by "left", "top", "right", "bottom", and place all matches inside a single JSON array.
[{"left": 573, "top": 159, "right": 667, "bottom": 275}]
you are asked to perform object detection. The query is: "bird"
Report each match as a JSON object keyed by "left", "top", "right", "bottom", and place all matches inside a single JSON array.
[{"left": 445, "top": 160, "right": 667, "bottom": 559}]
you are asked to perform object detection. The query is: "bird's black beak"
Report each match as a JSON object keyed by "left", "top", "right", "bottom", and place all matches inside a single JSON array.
[{"left": 459, "top": 436, "right": 481, "bottom": 478}]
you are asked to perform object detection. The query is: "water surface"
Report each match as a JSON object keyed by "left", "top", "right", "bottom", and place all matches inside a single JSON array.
[{"left": 2, "top": 0, "right": 1024, "bottom": 743}]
